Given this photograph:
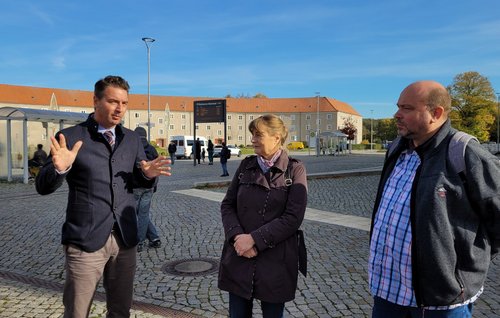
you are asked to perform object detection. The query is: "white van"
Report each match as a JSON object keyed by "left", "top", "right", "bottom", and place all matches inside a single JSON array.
[{"left": 170, "top": 135, "right": 208, "bottom": 159}]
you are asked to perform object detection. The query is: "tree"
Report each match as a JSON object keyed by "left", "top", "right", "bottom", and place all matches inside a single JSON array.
[
  {"left": 377, "top": 118, "right": 397, "bottom": 142},
  {"left": 447, "top": 71, "right": 497, "bottom": 142},
  {"left": 339, "top": 118, "right": 357, "bottom": 141},
  {"left": 253, "top": 93, "right": 267, "bottom": 98}
]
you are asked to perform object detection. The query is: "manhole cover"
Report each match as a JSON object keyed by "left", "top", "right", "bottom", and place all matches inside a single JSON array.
[{"left": 162, "top": 258, "right": 219, "bottom": 277}]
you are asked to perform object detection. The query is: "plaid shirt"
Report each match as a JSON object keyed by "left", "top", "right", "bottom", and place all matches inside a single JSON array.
[
  {"left": 368, "top": 149, "right": 483, "bottom": 309},
  {"left": 369, "top": 149, "right": 420, "bottom": 306}
]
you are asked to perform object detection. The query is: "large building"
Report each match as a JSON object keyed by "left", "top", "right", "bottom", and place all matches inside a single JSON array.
[{"left": 0, "top": 83, "right": 362, "bottom": 150}]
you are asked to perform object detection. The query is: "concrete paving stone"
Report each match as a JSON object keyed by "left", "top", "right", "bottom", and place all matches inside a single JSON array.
[{"left": 1, "top": 153, "right": 499, "bottom": 317}]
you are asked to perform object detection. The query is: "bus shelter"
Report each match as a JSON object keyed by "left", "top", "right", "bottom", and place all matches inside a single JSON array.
[
  {"left": 319, "top": 131, "right": 349, "bottom": 155},
  {"left": 0, "top": 107, "right": 88, "bottom": 183}
]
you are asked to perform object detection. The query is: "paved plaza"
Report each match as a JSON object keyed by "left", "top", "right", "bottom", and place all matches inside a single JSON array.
[{"left": 0, "top": 152, "right": 498, "bottom": 317}]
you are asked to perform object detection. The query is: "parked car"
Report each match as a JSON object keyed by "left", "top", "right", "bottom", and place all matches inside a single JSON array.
[
  {"left": 287, "top": 141, "right": 305, "bottom": 150},
  {"left": 212, "top": 144, "right": 242, "bottom": 157},
  {"left": 213, "top": 145, "right": 222, "bottom": 157},
  {"left": 228, "top": 145, "right": 242, "bottom": 157}
]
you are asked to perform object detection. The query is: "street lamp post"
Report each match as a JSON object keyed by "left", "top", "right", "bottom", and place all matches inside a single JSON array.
[
  {"left": 496, "top": 92, "right": 499, "bottom": 153},
  {"left": 142, "top": 37, "right": 155, "bottom": 142},
  {"left": 315, "top": 92, "right": 320, "bottom": 157},
  {"left": 370, "top": 110, "right": 374, "bottom": 151}
]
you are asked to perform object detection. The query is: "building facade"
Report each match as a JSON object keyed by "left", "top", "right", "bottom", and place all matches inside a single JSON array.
[{"left": 0, "top": 84, "right": 363, "bottom": 152}]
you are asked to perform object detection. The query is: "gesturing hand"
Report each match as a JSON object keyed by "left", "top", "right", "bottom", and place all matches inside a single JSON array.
[
  {"left": 140, "top": 156, "right": 172, "bottom": 178},
  {"left": 50, "top": 134, "right": 83, "bottom": 172}
]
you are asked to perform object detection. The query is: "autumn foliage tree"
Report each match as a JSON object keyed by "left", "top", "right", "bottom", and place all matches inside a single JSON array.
[
  {"left": 447, "top": 71, "right": 497, "bottom": 142},
  {"left": 339, "top": 118, "right": 357, "bottom": 142}
]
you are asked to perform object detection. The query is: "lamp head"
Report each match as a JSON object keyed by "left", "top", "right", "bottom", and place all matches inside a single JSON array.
[{"left": 142, "top": 37, "right": 155, "bottom": 43}]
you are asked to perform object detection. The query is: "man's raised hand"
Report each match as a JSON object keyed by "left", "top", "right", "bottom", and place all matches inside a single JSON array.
[{"left": 50, "top": 134, "right": 82, "bottom": 172}]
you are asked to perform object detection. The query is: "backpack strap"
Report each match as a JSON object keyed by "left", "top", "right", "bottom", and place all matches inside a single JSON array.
[
  {"left": 238, "top": 155, "right": 295, "bottom": 188},
  {"left": 448, "top": 131, "right": 477, "bottom": 180},
  {"left": 284, "top": 157, "right": 294, "bottom": 187},
  {"left": 387, "top": 136, "right": 402, "bottom": 158}
]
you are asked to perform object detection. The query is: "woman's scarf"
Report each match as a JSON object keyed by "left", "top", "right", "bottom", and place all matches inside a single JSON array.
[{"left": 257, "top": 149, "right": 282, "bottom": 173}]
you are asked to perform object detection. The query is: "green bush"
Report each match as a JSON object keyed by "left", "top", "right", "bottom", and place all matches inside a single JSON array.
[{"left": 351, "top": 143, "right": 383, "bottom": 150}]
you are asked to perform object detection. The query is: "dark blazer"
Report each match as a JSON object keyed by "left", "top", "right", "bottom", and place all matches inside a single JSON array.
[
  {"left": 218, "top": 153, "right": 308, "bottom": 303},
  {"left": 36, "top": 114, "right": 154, "bottom": 252}
]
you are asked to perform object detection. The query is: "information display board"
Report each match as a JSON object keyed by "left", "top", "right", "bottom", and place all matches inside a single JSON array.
[{"left": 194, "top": 100, "right": 226, "bottom": 123}]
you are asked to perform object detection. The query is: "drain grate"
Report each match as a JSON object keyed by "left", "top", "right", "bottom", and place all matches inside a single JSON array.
[{"left": 162, "top": 258, "right": 219, "bottom": 277}]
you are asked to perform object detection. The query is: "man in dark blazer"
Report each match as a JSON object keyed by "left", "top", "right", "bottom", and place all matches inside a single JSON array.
[{"left": 36, "top": 75, "right": 171, "bottom": 318}]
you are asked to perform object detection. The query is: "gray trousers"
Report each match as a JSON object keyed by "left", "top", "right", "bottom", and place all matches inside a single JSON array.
[{"left": 63, "top": 231, "right": 137, "bottom": 318}]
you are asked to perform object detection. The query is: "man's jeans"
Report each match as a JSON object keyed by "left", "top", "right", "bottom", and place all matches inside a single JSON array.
[
  {"left": 221, "top": 162, "right": 228, "bottom": 175},
  {"left": 169, "top": 152, "right": 175, "bottom": 165},
  {"left": 372, "top": 297, "right": 473, "bottom": 318},
  {"left": 134, "top": 188, "right": 159, "bottom": 243}
]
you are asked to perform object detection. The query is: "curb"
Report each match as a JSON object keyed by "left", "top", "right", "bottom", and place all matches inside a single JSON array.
[{"left": 194, "top": 167, "right": 382, "bottom": 188}]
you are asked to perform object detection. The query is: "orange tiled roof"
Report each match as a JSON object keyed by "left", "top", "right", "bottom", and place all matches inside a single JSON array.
[{"left": 0, "top": 84, "right": 361, "bottom": 116}]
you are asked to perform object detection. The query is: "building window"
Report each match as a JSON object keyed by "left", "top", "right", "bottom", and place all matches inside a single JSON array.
[
  {"left": 327, "top": 114, "right": 332, "bottom": 119},
  {"left": 217, "top": 130, "right": 222, "bottom": 135},
  {"left": 238, "top": 115, "right": 243, "bottom": 120},
  {"left": 227, "top": 115, "right": 232, "bottom": 120},
  {"left": 182, "top": 114, "right": 186, "bottom": 119},
  {"left": 135, "top": 113, "right": 140, "bottom": 118},
  {"left": 169, "top": 124, "right": 174, "bottom": 130},
  {"left": 207, "top": 125, "right": 211, "bottom": 130},
  {"left": 195, "top": 125, "right": 199, "bottom": 130},
  {"left": 159, "top": 129, "right": 164, "bottom": 135},
  {"left": 291, "top": 114, "right": 296, "bottom": 120},
  {"left": 292, "top": 135, "right": 298, "bottom": 141},
  {"left": 170, "top": 114, "right": 174, "bottom": 119},
  {"left": 238, "top": 125, "right": 243, "bottom": 131},
  {"left": 306, "top": 124, "right": 311, "bottom": 131},
  {"left": 249, "top": 115, "right": 254, "bottom": 120},
  {"left": 81, "top": 110, "right": 87, "bottom": 113},
  {"left": 181, "top": 125, "right": 186, "bottom": 130},
  {"left": 306, "top": 115, "right": 311, "bottom": 120},
  {"left": 327, "top": 124, "right": 332, "bottom": 130},
  {"left": 228, "top": 135, "right": 232, "bottom": 140},
  {"left": 238, "top": 136, "right": 243, "bottom": 141},
  {"left": 158, "top": 118, "right": 163, "bottom": 124}
]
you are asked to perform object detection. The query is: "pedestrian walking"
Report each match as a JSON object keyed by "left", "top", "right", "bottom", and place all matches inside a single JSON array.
[
  {"left": 195, "top": 138, "right": 201, "bottom": 164},
  {"left": 220, "top": 142, "right": 229, "bottom": 177},
  {"left": 368, "top": 80, "right": 500, "bottom": 318},
  {"left": 207, "top": 138, "right": 214, "bottom": 165},
  {"left": 168, "top": 141, "right": 177, "bottom": 165},
  {"left": 134, "top": 126, "right": 162, "bottom": 252}
]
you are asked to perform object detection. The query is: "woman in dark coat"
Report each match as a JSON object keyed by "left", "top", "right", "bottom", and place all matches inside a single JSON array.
[{"left": 218, "top": 114, "right": 308, "bottom": 318}]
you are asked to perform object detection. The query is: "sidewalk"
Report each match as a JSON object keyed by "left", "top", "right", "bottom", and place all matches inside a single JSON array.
[{"left": 0, "top": 153, "right": 498, "bottom": 317}]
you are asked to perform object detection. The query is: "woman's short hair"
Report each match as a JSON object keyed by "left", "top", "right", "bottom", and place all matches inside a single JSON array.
[{"left": 248, "top": 114, "right": 288, "bottom": 146}]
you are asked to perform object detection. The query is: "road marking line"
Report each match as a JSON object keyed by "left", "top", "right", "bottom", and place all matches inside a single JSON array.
[{"left": 172, "top": 189, "right": 370, "bottom": 232}]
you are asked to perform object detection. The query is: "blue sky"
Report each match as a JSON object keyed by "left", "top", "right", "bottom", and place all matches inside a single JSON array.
[{"left": 2, "top": 0, "right": 500, "bottom": 119}]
